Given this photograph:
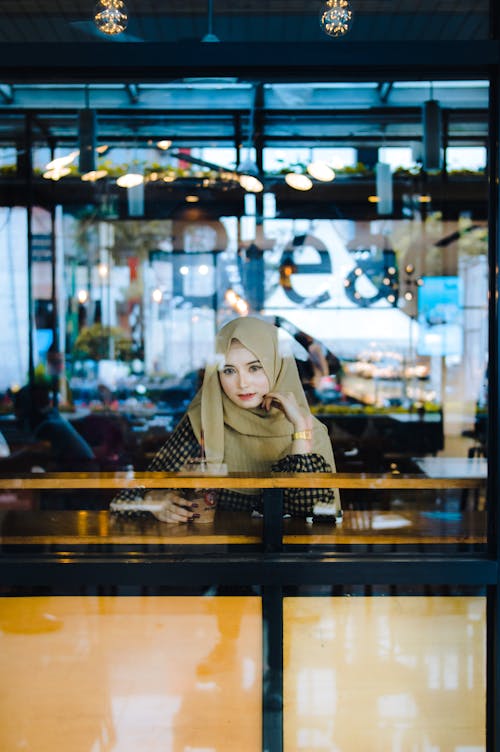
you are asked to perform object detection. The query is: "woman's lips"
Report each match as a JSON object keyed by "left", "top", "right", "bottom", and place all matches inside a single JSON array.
[{"left": 238, "top": 393, "right": 257, "bottom": 401}]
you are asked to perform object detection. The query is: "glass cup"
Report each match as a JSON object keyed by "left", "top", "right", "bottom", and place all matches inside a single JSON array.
[{"left": 180, "top": 459, "right": 227, "bottom": 524}]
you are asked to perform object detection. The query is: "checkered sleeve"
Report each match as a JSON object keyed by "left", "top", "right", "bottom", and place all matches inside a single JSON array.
[
  {"left": 272, "top": 453, "right": 339, "bottom": 517},
  {"left": 110, "top": 415, "right": 200, "bottom": 515}
]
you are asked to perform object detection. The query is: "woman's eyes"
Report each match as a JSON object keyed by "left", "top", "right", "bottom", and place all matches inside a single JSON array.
[{"left": 222, "top": 364, "right": 262, "bottom": 375}]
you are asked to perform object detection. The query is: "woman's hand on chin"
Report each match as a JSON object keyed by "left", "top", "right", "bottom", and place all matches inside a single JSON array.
[{"left": 261, "top": 391, "right": 312, "bottom": 432}]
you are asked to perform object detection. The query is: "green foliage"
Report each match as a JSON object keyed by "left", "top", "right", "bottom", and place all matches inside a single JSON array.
[
  {"left": 33, "top": 363, "right": 52, "bottom": 386},
  {"left": 73, "top": 323, "right": 133, "bottom": 362}
]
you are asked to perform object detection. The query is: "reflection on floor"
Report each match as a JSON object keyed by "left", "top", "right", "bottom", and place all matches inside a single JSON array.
[
  {"left": 0, "top": 595, "right": 486, "bottom": 751},
  {"left": 0, "top": 596, "right": 262, "bottom": 752},
  {"left": 284, "top": 596, "right": 485, "bottom": 752}
]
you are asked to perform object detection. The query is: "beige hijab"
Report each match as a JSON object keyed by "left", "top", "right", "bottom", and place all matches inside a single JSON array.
[{"left": 187, "top": 317, "right": 337, "bottom": 483}]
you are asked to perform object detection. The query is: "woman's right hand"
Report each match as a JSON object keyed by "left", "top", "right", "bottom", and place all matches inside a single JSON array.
[{"left": 146, "top": 490, "right": 199, "bottom": 524}]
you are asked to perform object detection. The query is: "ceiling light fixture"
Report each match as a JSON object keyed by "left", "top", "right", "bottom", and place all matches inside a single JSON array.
[
  {"left": 285, "top": 172, "right": 313, "bottom": 191},
  {"left": 238, "top": 85, "right": 264, "bottom": 193},
  {"left": 116, "top": 172, "right": 144, "bottom": 188},
  {"left": 79, "top": 108, "right": 97, "bottom": 174},
  {"left": 239, "top": 170, "right": 264, "bottom": 193},
  {"left": 43, "top": 167, "right": 71, "bottom": 181},
  {"left": 156, "top": 140, "right": 172, "bottom": 151},
  {"left": 237, "top": 155, "right": 264, "bottom": 193},
  {"left": 307, "top": 161, "right": 335, "bottom": 182},
  {"left": 81, "top": 169, "right": 108, "bottom": 182},
  {"left": 422, "top": 86, "right": 442, "bottom": 172},
  {"left": 94, "top": 0, "right": 129, "bottom": 35},
  {"left": 375, "top": 162, "right": 393, "bottom": 215},
  {"left": 320, "top": 0, "right": 353, "bottom": 38},
  {"left": 45, "top": 151, "right": 79, "bottom": 171},
  {"left": 201, "top": 0, "right": 220, "bottom": 42}
]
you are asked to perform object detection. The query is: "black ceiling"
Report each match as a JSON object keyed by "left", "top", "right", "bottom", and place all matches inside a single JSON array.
[
  {"left": 0, "top": 1, "right": 494, "bottom": 192},
  {"left": 0, "top": 0, "right": 492, "bottom": 45}
]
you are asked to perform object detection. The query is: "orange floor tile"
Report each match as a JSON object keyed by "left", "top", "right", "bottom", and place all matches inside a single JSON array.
[
  {"left": 284, "top": 596, "right": 485, "bottom": 752},
  {"left": 0, "top": 596, "right": 262, "bottom": 752},
  {"left": 0, "top": 594, "right": 487, "bottom": 751}
]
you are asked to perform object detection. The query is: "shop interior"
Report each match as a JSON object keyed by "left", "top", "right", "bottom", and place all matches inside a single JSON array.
[
  {"left": 0, "top": 79, "right": 489, "bottom": 489},
  {"left": 0, "top": 4, "right": 495, "bottom": 749}
]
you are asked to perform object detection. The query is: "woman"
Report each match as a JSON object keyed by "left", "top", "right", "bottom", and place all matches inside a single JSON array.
[{"left": 112, "top": 317, "right": 340, "bottom": 521}]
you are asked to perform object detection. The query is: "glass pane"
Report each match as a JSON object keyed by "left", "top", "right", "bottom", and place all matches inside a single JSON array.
[
  {"left": 0, "top": 77, "right": 489, "bottom": 551},
  {"left": 284, "top": 593, "right": 486, "bottom": 751},
  {"left": 0, "top": 595, "right": 262, "bottom": 751}
]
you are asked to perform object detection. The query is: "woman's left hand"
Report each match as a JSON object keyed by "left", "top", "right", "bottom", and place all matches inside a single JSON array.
[{"left": 261, "top": 391, "right": 312, "bottom": 432}]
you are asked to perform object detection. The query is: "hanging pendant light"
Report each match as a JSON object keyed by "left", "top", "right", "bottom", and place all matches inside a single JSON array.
[
  {"left": 94, "top": 0, "right": 129, "bottom": 36},
  {"left": 375, "top": 162, "right": 393, "bottom": 215},
  {"left": 285, "top": 172, "right": 313, "bottom": 191},
  {"left": 307, "top": 161, "right": 335, "bottom": 182},
  {"left": 238, "top": 157, "right": 264, "bottom": 193},
  {"left": 320, "top": 0, "right": 353, "bottom": 38},
  {"left": 116, "top": 173, "right": 144, "bottom": 188}
]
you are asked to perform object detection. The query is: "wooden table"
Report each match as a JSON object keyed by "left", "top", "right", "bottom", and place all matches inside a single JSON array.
[
  {"left": 0, "top": 471, "right": 486, "bottom": 548},
  {"left": 0, "top": 508, "right": 486, "bottom": 547},
  {"left": 413, "top": 456, "right": 487, "bottom": 479},
  {"left": 0, "top": 470, "right": 484, "bottom": 491}
]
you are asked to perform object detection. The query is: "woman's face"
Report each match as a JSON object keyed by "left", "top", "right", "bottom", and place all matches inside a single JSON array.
[{"left": 219, "top": 340, "right": 270, "bottom": 410}]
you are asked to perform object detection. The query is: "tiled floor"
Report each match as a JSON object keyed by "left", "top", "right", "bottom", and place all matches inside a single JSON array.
[
  {"left": 0, "top": 596, "right": 262, "bottom": 752},
  {"left": 0, "top": 595, "right": 486, "bottom": 751},
  {"left": 284, "top": 596, "right": 486, "bottom": 752}
]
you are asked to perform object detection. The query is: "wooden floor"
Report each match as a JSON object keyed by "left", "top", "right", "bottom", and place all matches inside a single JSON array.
[{"left": 0, "top": 595, "right": 485, "bottom": 751}]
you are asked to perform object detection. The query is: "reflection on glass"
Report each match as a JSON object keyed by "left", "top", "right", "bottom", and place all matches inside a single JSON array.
[
  {"left": 0, "top": 595, "right": 261, "bottom": 752},
  {"left": 284, "top": 596, "right": 485, "bottom": 751}
]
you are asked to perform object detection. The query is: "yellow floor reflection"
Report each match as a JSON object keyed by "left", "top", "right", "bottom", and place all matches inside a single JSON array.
[
  {"left": 0, "top": 596, "right": 262, "bottom": 752},
  {"left": 284, "top": 596, "right": 485, "bottom": 752}
]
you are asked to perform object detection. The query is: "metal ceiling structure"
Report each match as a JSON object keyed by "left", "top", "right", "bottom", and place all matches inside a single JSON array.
[
  {"left": 0, "top": 80, "right": 489, "bottom": 150},
  {"left": 0, "top": 1, "right": 495, "bottom": 219},
  {"left": 0, "top": 1, "right": 491, "bottom": 45},
  {"left": 0, "top": 1, "right": 495, "bottom": 150}
]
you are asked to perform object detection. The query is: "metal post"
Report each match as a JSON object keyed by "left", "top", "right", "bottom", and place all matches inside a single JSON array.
[
  {"left": 262, "top": 584, "right": 283, "bottom": 752},
  {"left": 262, "top": 488, "right": 284, "bottom": 751},
  {"left": 263, "top": 487, "right": 283, "bottom": 553},
  {"left": 24, "top": 112, "right": 35, "bottom": 386},
  {"left": 486, "top": 60, "right": 500, "bottom": 752}
]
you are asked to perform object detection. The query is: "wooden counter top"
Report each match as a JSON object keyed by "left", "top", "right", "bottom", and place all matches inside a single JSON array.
[
  {"left": 0, "top": 509, "right": 486, "bottom": 546},
  {"left": 0, "top": 470, "right": 485, "bottom": 491}
]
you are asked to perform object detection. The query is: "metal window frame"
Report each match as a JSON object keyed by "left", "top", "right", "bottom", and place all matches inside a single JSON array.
[{"left": 0, "top": 39, "right": 499, "bottom": 749}]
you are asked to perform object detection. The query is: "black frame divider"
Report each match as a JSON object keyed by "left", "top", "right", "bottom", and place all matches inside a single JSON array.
[
  {"left": 0, "top": 40, "right": 500, "bottom": 749},
  {"left": 486, "top": 57, "right": 500, "bottom": 752}
]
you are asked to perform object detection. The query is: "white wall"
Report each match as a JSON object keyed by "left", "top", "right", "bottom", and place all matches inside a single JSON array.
[{"left": 0, "top": 207, "right": 29, "bottom": 391}]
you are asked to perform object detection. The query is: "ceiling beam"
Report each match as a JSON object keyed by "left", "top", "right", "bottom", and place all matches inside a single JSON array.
[{"left": 0, "top": 41, "right": 497, "bottom": 81}]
